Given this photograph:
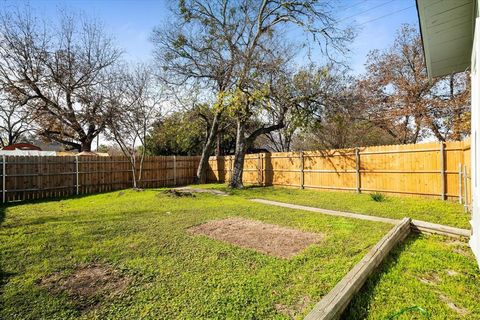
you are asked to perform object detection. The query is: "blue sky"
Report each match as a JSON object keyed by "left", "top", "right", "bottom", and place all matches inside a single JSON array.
[{"left": 2, "top": 0, "right": 419, "bottom": 74}]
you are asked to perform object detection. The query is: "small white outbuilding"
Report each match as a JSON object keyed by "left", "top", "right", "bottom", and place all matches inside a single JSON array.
[{"left": 417, "top": 0, "right": 479, "bottom": 267}]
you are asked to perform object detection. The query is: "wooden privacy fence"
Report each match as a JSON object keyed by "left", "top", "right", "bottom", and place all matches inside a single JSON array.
[
  {"left": 0, "top": 155, "right": 200, "bottom": 203},
  {"left": 207, "top": 139, "right": 472, "bottom": 206},
  {"left": 0, "top": 139, "right": 471, "bottom": 205}
]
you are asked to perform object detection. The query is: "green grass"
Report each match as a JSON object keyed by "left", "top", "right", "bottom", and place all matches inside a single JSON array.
[
  {"left": 2, "top": 186, "right": 478, "bottom": 319},
  {"left": 0, "top": 188, "right": 391, "bottom": 319},
  {"left": 204, "top": 185, "right": 470, "bottom": 229},
  {"left": 345, "top": 234, "right": 480, "bottom": 319}
]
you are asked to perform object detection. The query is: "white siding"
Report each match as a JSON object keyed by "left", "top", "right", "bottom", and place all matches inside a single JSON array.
[{"left": 470, "top": 17, "right": 480, "bottom": 268}]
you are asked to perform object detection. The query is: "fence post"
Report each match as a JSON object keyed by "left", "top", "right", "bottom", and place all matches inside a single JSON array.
[
  {"left": 230, "top": 155, "right": 234, "bottom": 183},
  {"left": 173, "top": 155, "right": 177, "bottom": 186},
  {"left": 300, "top": 151, "right": 304, "bottom": 189},
  {"left": 2, "top": 155, "right": 5, "bottom": 203},
  {"left": 355, "top": 148, "right": 360, "bottom": 193},
  {"left": 458, "top": 163, "right": 463, "bottom": 204},
  {"left": 257, "top": 153, "right": 262, "bottom": 185},
  {"left": 464, "top": 165, "right": 468, "bottom": 211},
  {"left": 75, "top": 156, "right": 79, "bottom": 195},
  {"left": 262, "top": 153, "right": 266, "bottom": 186},
  {"left": 440, "top": 142, "right": 446, "bottom": 200}
]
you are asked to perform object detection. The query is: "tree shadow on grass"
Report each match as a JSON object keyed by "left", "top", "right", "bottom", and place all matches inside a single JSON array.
[{"left": 341, "top": 233, "right": 421, "bottom": 320}]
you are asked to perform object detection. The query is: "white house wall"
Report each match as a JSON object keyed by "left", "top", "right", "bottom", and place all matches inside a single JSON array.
[{"left": 470, "top": 16, "right": 480, "bottom": 268}]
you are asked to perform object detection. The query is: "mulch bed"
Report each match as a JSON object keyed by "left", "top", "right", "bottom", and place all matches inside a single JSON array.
[{"left": 188, "top": 217, "right": 323, "bottom": 258}]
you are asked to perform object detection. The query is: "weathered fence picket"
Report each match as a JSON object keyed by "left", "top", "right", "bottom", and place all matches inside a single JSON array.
[{"left": 0, "top": 156, "right": 201, "bottom": 203}]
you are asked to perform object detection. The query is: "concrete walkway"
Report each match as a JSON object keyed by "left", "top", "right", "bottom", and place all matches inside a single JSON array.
[{"left": 250, "top": 198, "right": 470, "bottom": 237}]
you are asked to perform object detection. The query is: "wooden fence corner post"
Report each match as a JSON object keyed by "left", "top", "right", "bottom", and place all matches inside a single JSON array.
[
  {"left": 355, "top": 148, "right": 361, "bottom": 193},
  {"left": 440, "top": 142, "right": 446, "bottom": 200},
  {"left": 300, "top": 151, "right": 304, "bottom": 189}
]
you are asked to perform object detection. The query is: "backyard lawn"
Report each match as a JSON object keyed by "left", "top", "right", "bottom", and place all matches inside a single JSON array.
[
  {"left": 345, "top": 233, "right": 480, "bottom": 319},
  {"left": 203, "top": 184, "right": 470, "bottom": 229},
  {"left": 0, "top": 188, "right": 390, "bottom": 319},
  {"left": 1, "top": 186, "right": 479, "bottom": 319}
]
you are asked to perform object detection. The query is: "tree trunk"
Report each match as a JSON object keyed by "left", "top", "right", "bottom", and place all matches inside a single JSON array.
[
  {"left": 131, "top": 157, "right": 138, "bottom": 189},
  {"left": 80, "top": 138, "right": 93, "bottom": 152},
  {"left": 196, "top": 111, "right": 221, "bottom": 183},
  {"left": 215, "top": 131, "right": 222, "bottom": 156},
  {"left": 229, "top": 120, "right": 247, "bottom": 189}
]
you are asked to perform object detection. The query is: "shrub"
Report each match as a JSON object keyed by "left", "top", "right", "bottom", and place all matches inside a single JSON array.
[{"left": 370, "top": 192, "right": 386, "bottom": 202}]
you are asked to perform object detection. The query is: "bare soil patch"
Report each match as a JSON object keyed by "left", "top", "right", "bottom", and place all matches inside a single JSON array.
[
  {"left": 38, "top": 264, "right": 129, "bottom": 312},
  {"left": 275, "top": 296, "right": 312, "bottom": 318},
  {"left": 188, "top": 217, "right": 323, "bottom": 258},
  {"left": 174, "top": 187, "right": 229, "bottom": 196},
  {"left": 439, "top": 294, "right": 470, "bottom": 316},
  {"left": 418, "top": 272, "right": 441, "bottom": 285},
  {"left": 161, "top": 189, "right": 196, "bottom": 198}
]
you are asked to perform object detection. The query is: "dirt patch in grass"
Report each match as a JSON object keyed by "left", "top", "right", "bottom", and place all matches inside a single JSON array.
[
  {"left": 275, "top": 296, "right": 312, "bottom": 318},
  {"left": 38, "top": 264, "right": 129, "bottom": 312},
  {"left": 418, "top": 272, "right": 441, "bottom": 285},
  {"left": 439, "top": 294, "right": 470, "bottom": 316},
  {"left": 188, "top": 217, "right": 323, "bottom": 258},
  {"left": 174, "top": 187, "right": 229, "bottom": 196},
  {"left": 161, "top": 189, "right": 196, "bottom": 198}
]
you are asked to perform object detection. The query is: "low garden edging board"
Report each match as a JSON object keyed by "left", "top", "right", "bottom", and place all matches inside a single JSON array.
[{"left": 304, "top": 218, "right": 412, "bottom": 320}]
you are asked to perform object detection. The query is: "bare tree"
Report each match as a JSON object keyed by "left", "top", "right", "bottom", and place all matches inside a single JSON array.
[
  {"left": 107, "top": 65, "right": 162, "bottom": 188},
  {"left": 0, "top": 8, "right": 122, "bottom": 151},
  {"left": 0, "top": 92, "right": 34, "bottom": 147}
]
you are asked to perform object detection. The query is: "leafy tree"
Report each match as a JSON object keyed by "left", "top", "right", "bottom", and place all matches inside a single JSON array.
[
  {"left": 358, "top": 24, "right": 470, "bottom": 143},
  {"left": 153, "top": 0, "right": 352, "bottom": 188},
  {"left": 146, "top": 105, "right": 237, "bottom": 156},
  {"left": 146, "top": 110, "right": 207, "bottom": 156}
]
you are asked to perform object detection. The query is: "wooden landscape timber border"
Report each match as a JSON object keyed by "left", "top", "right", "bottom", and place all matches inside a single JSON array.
[
  {"left": 250, "top": 199, "right": 470, "bottom": 319},
  {"left": 304, "top": 218, "right": 412, "bottom": 320},
  {"left": 207, "top": 139, "right": 472, "bottom": 205}
]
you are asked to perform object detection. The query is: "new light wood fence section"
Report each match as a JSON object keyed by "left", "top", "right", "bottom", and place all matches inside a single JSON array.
[
  {"left": 207, "top": 139, "right": 472, "bottom": 205},
  {"left": 0, "top": 156, "right": 200, "bottom": 203}
]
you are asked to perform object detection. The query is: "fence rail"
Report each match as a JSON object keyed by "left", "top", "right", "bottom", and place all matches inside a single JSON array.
[{"left": 207, "top": 139, "right": 472, "bottom": 207}]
